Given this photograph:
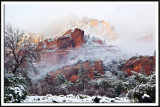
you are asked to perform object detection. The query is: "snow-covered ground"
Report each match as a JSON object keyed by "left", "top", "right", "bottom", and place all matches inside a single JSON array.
[{"left": 22, "top": 94, "right": 131, "bottom": 103}]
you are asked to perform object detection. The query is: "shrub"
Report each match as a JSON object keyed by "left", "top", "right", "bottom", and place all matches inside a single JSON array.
[
  {"left": 4, "top": 72, "right": 27, "bottom": 103},
  {"left": 127, "top": 72, "right": 156, "bottom": 103}
]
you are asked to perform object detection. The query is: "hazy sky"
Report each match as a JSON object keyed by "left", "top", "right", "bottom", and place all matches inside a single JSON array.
[
  {"left": 5, "top": 2, "right": 157, "bottom": 55},
  {"left": 5, "top": 2, "right": 157, "bottom": 35}
]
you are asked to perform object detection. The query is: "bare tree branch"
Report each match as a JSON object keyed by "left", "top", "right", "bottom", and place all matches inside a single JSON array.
[{"left": 4, "top": 24, "right": 38, "bottom": 74}]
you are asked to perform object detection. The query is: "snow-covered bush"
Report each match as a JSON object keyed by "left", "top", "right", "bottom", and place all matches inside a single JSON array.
[
  {"left": 28, "top": 73, "right": 74, "bottom": 96},
  {"left": 4, "top": 72, "right": 27, "bottom": 103},
  {"left": 116, "top": 71, "right": 128, "bottom": 81},
  {"left": 55, "top": 74, "right": 67, "bottom": 85},
  {"left": 55, "top": 74, "right": 73, "bottom": 88},
  {"left": 113, "top": 80, "right": 126, "bottom": 97},
  {"left": 127, "top": 71, "right": 155, "bottom": 103},
  {"left": 93, "top": 71, "right": 102, "bottom": 79}
]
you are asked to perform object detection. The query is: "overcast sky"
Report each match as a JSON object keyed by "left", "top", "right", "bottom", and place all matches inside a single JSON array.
[
  {"left": 5, "top": 2, "right": 158, "bottom": 55},
  {"left": 5, "top": 2, "right": 157, "bottom": 36}
]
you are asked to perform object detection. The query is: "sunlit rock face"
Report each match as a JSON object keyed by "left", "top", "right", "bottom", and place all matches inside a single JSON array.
[
  {"left": 121, "top": 56, "right": 155, "bottom": 76},
  {"left": 37, "top": 28, "right": 85, "bottom": 50},
  {"left": 70, "top": 28, "right": 85, "bottom": 48},
  {"left": 52, "top": 17, "right": 119, "bottom": 44},
  {"left": 22, "top": 32, "right": 43, "bottom": 45},
  {"left": 56, "top": 28, "right": 85, "bottom": 49},
  {"left": 49, "top": 60, "right": 104, "bottom": 83},
  {"left": 72, "top": 17, "right": 119, "bottom": 43}
]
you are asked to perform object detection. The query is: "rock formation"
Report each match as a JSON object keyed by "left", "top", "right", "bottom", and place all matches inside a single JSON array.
[
  {"left": 49, "top": 60, "right": 104, "bottom": 83},
  {"left": 121, "top": 56, "right": 155, "bottom": 76}
]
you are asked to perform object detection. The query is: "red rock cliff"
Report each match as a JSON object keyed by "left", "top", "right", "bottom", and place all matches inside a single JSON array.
[
  {"left": 56, "top": 28, "right": 85, "bottom": 49},
  {"left": 35, "top": 28, "right": 85, "bottom": 65},
  {"left": 49, "top": 60, "right": 104, "bottom": 83},
  {"left": 37, "top": 28, "right": 85, "bottom": 50},
  {"left": 121, "top": 56, "right": 155, "bottom": 76}
]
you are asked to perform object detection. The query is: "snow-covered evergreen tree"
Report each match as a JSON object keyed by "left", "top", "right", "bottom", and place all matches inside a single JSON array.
[
  {"left": 77, "top": 65, "right": 89, "bottom": 90},
  {"left": 113, "top": 80, "right": 126, "bottom": 97},
  {"left": 4, "top": 72, "right": 27, "bottom": 103},
  {"left": 127, "top": 71, "right": 156, "bottom": 103},
  {"left": 55, "top": 74, "right": 67, "bottom": 85}
]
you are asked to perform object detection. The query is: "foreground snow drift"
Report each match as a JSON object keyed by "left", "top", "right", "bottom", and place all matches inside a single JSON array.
[{"left": 23, "top": 94, "right": 130, "bottom": 103}]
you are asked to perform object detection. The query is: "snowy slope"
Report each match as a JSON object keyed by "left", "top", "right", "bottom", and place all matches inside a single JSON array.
[{"left": 65, "top": 35, "right": 130, "bottom": 66}]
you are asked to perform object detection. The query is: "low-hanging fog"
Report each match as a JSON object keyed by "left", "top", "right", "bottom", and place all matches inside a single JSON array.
[{"left": 28, "top": 36, "right": 131, "bottom": 82}]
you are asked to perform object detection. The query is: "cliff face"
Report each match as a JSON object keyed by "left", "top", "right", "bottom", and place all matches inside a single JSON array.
[
  {"left": 56, "top": 37, "right": 75, "bottom": 49},
  {"left": 33, "top": 28, "right": 85, "bottom": 65},
  {"left": 56, "top": 28, "right": 85, "bottom": 49},
  {"left": 49, "top": 60, "right": 104, "bottom": 83},
  {"left": 70, "top": 28, "right": 85, "bottom": 48},
  {"left": 121, "top": 56, "right": 155, "bottom": 76},
  {"left": 37, "top": 28, "right": 85, "bottom": 50}
]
